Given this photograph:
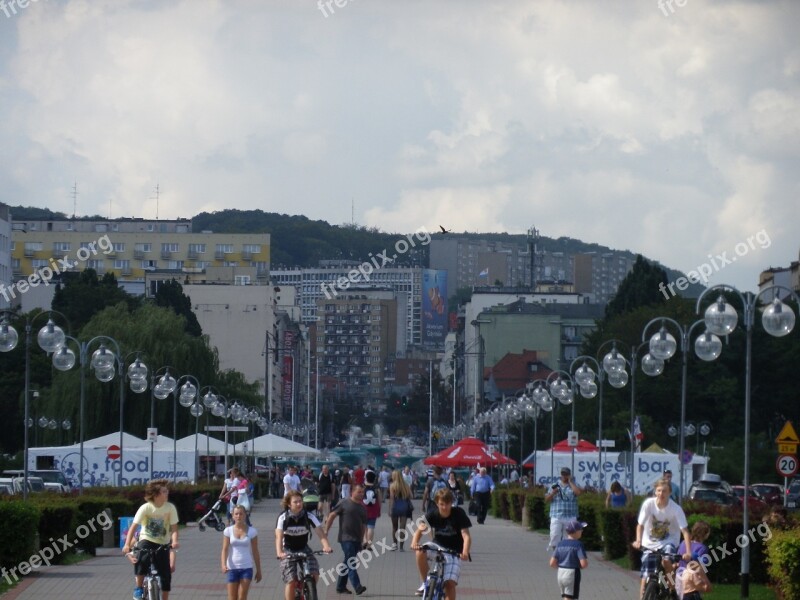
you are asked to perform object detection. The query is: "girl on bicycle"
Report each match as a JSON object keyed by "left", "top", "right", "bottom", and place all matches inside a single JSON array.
[
  {"left": 221, "top": 504, "right": 262, "bottom": 600},
  {"left": 122, "top": 479, "right": 180, "bottom": 600}
]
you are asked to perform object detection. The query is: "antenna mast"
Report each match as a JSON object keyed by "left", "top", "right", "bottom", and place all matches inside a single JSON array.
[
  {"left": 153, "top": 183, "right": 160, "bottom": 220},
  {"left": 71, "top": 182, "right": 78, "bottom": 219},
  {"left": 527, "top": 226, "right": 540, "bottom": 292}
]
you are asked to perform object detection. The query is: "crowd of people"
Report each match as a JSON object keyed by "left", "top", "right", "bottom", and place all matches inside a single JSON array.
[{"left": 121, "top": 463, "right": 748, "bottom": 600}]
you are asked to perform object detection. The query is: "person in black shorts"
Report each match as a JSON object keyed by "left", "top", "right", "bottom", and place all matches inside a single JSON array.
[
  {"left": 411, "top": 488, "right": 472, "bottom": 599},
  {"left": 317, "top": 464, "right": 336, "bottom": 519}
]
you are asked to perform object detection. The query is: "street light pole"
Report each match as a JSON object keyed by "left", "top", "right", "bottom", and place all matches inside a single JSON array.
[
  {"left": 642, "top": 318, "right": 719, "bottom": 502},
  {"left": 697, "top": 284, "right": 798, "bottom": 599}
]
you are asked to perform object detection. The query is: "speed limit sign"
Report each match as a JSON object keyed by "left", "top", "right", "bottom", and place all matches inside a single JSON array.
[{"left": 776, "top": 454, "right": 799, "bottom": 477}]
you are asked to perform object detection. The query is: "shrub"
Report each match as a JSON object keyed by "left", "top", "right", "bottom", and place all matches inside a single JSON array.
[{"left": 765, "top": 525, "right": 800, "bottom": 600}]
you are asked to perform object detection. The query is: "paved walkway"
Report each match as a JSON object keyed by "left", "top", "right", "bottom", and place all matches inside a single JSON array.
[{"left": 4, "top": 497, "right": 641, "bottom": 599}]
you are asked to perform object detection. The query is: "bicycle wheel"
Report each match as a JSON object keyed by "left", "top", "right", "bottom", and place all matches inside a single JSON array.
[
  {"left": 302, "top": 578, "right": 319, "bottom": 600},
  {"left": 146, "top": 577, "right": 161, "bottom": 600},
  {"left": 421, "top": 575, "right": 439, "bottom": 600},
  {"left": 642, "top": 577, "right": 663, "bottom": 600}
]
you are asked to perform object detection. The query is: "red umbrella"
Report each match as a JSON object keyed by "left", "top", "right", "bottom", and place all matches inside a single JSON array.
[
  {"left": 549, "top": 438, "right": 599, "bottom": 452},
  {"left": 423, "top": 437, "right": 517, "bottom": 467}
]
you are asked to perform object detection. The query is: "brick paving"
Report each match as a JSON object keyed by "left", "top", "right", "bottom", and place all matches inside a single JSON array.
[{"left": 4, "top": 497, "right": 641, "bottom": 599}]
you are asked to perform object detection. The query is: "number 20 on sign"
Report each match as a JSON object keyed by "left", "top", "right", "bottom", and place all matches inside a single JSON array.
[{"left": 776, "top": 454, "right": 799, "bottom": 478}]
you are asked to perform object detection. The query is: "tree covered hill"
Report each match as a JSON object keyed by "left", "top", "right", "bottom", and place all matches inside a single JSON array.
[{"left": 9, "top": 206, "right": 701, "bottom": 295}]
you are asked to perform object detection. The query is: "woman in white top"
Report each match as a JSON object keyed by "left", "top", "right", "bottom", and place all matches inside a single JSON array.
[{"left": 221, "top": 504, "right": 262, "bottom": 600}]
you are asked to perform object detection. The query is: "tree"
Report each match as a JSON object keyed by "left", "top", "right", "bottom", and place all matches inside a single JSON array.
[
  {"left": 153, "top": 278, "right": 202, "bottom": 337},
  {"left": 51, "top": 269, "right": 139, "bottom": 331},
  {"left": 604, "top": 255, "right": 668, "bottom": 319}
]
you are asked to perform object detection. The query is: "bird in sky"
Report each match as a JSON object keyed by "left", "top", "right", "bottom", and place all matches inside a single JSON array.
[{"left": 438, "top": 225, "right": 451, "bottom": 234}]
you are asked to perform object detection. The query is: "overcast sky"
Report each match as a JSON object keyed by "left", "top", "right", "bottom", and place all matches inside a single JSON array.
[{"left": 1, "top": 0, "right": 797, "bottom": 293}]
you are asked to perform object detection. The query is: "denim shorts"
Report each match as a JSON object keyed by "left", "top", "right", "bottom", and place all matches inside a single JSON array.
[
  {"left": 366, "top": 518, "right": 377, "bottom": 528},
  {"left": 226, "top": 568, "right": 253, "bottom": 583}
]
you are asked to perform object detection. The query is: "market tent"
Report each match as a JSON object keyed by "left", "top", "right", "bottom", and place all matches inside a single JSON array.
[
  {"left": 522, "top": 439, "right": 598, "bottom": 467},
  {"left": 82, "top": 432, "right": 146, "bottom": 448},
  {"left": 423, "top": 437, "right": 516, "bottom": 467},
  {"left": 175, "top": 434, "right": 235, "bottom": 455},
  {"left": 233, "top": 433, "right": 321, "bottom": 456}
]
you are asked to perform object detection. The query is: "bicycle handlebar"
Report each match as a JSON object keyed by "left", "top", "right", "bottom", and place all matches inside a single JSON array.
[
  {"left": 420, "top": 542, "right": 466, "bottom": 558},
  {"left": 639, "top": 547, "right": 682, "bottom": 561},
  {"left": 277, "top": 549, "right": 332, "bottom": 560}
]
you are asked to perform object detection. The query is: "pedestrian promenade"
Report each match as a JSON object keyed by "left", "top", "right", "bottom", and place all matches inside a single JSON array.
[{"left": 4, "top": 497, "right": 640, "bottom": 599}]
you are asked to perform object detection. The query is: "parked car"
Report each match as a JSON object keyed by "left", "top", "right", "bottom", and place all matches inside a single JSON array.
[
  {"left": 751, "top": 483, "right": 784, "bottom": 505},
  {"left": 687, "top": 473, "right": 737, "bottom": 505},
  {"left": 0, "top": 476, "right": 45, "bottom": 494},
  {"left": 787, "top": 479, "right": 800, "bottom": 511},
  {"left": 732, "top": 485, "right": 769, "bottom": 509},
  {"left": 2, "top": 469, "right": 70, "bottom": 493}
]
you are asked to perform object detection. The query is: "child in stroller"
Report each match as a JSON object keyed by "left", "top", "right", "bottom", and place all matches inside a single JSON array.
[{"left": 195, "top": 492, "right": 226, "bottom": 532}]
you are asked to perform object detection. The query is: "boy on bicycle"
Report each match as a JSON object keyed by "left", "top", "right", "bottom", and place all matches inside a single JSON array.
[
  {"left": 122, "top": 479, "right": 180, "bottom": 600},
  {"left": 411, "top": 488, "right": 472, "bottom": 600},
  {"left": 275, "top": 490, "right": 332, "bottom": 600},
  {"left": 632, "top": 477, "right": 692, "bottom": 599}
]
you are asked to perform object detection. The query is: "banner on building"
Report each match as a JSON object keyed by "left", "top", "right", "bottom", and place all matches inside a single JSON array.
[{"left": 422, "top": 269, "right": 448, "bottom": 349}]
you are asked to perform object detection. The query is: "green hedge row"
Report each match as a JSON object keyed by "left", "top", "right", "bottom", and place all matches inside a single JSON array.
[{"left": 491, "top": 487, "right": 795, "bottom": 589}]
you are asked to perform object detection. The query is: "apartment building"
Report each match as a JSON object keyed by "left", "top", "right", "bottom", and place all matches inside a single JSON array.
[
  {"left": 0, "top": 204, "right": 11, "bottom": 309},
  {"left": 316, "top": 290, "right": 399, "bottom": 406},
  {"left": 10, "top": 218, "right": 270, "bottom": 297},
  {"left": 271, "top": 262, "right": 421, "bottom": 348}
]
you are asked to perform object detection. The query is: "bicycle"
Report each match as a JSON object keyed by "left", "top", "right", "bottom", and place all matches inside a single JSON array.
[
  {"left": 128, "top": 543, "right": 172, "bottom": 600},
  {"left": 280, "top": 549, "right": 328, "bottom": 600},
  {"left": 641, "top": 547, "right": 682, "bottom": 600},
  {"left": 419, "top": 541, "right": 463, "bottom": 600}
]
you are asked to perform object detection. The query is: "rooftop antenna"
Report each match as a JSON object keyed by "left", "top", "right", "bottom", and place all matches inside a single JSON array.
[
  {"left": 351, "top": 197, "right": 355, "bottom": 226},
  {"left": 527, "top": 226, "right": 540, "bottom": 292},
  {"left": 71, "top": 182, "right": 78, "bottom": 219},
  {"left": 151, "top": 183, "right": 160, "bottom": 220}
]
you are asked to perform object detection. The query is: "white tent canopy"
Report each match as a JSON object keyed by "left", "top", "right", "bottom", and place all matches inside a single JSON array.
[
  {"left": 233, "top": 433, "right": 321, "bottom": 457},
  {"left": 176, "top": 434, "right": 235, "bottom": 455},
  {"left": 82, "top": 432, "right": 146, "bottom": 448}
]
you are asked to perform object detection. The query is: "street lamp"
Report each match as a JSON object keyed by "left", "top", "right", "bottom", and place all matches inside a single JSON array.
[
  {"left": 0, "top": 311, "right": 68, "bottom": 500},
  {"left": 168, "top": 375, "right": 200, "bottom": 485},
  {"left": 667, "top": 421, "right": 712, "bottom": 456},
  {"left": 628, "top": 342, "right": 664, "bottom": 493},
  {"left": 571, "top": 341, "right": 629, "bottom": 491},
  {"left": 641, "top": 318, "right": 720, "bottom": 502},
  {"left": 696, "top": 284, "right": 799, "bottom": 599},
  {"left": 51, "top": 334, "right": 123, "bottom": 494},
  {"left": 151, "top": 367, "right": 178, "bottom": 479}
]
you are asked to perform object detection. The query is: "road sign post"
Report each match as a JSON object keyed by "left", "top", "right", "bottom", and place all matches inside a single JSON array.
[{"left": 776, "top": 454, "right": 799, "bottom": 478}]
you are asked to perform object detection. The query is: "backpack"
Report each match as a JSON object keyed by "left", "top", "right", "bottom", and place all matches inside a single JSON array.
[{"left": 430, "top": 477, "right": 447, "bottom": 496}]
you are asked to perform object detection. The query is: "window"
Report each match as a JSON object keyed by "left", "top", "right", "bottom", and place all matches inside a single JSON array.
[
  {"left": 161, "top": 242, "right": 179, "bottom": 253},
  {"left": 216, "top": 244, "right": 234, "bottom": 254},
  {"left": 52, "top": 242, "right": 71, "bottom": 252},
  {"left": 31, "top": 259, "right": 49, "bottom": 269},
  {"left": 114, "top": 260, "right": 131, "bottom": 270},
  {"left": 167, "top": 260, "right": 184, "bottom": 269},
  {"left": 86, "top": 259, "right": 104, "bottom": 270},
  {"left": 94, "top": 224, "right": 108, "bottom": 233},
  {"left": 134, "top": 243, "right": 152, "bottom": 252},
  {"left": 113, "top": 243, "right": 126, "bottom": 252},
  {"left": 235, "top": 275, "right": 251, "bottom": 285},
  {"left": 188, "top": 243, "right": 206, "bottom": 254},
  {"left": 242, "top": 244, "right": 261, "bottom": 254},
  {"left": 223, "top": 261, "right": 239, "bottom": 267},
  {"left": 141, "top": 260, "right": 157, "bottom": 269},
  {"left": 24, "top": 242, "right": 43, "bottom": 252},
  {"left": 146, "top": 224, "right": 154, "bottom": 232}
]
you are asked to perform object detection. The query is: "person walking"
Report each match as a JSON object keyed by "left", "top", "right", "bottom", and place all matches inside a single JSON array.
[
  {"left": 605, "top": 481, "right": 631, "bottom": 508},
  {"left": 549, "top": 519, "right": 589, "bottom": 600},
  {"left": 378, "top": 465, "right": 391, "bottom": 502},
  {"left": 339, "top": 465, "right": 352, "bottom": 500},
  {"left": 324, "top": 484, "right": 368, "bottom": 595},
  {"left": 317, "top": 464, "right": 336, "bottom": 520},
  {"left": 663, "top": 469, "right": 681, "bottom": 503},
  {"left": 545, "top": 467, "right": 583, "bottom": 551},
  {"left": 388, "top": 469, "right": 413, "bottom": 551},
  {"left": 447, "top": 471, "right": 464, "bottom": 507},
  {"left": 401, "top": 465, "right": 414, "bottom": 497},
  {"left": 219, "top": 467, "right": 241, "bottom": 525},
  {"left": 122, "top": 479, "right": 180, "bottom": 600},
  {"left": 362, "top": 469, "right": 381, "bottom": 548},
  {"left": 422, "top": 466, "right": 447, "bottom": 512},
  {"left": 283, "top": 465, "right": 301, "bottom": 497},
  {"left": 221, "top": 504, "right": 262, "bottom": 600},
  {"left": 469, "top": 467, "right": 495, "bottom": 524}
]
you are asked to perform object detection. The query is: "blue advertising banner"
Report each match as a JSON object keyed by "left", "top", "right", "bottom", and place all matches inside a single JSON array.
[{"left": 422, "top": 269, "right": 447, "bottom": 348}]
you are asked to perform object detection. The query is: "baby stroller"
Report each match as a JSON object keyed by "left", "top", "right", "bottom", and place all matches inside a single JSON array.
[
  {"left": 195, "top": 492, "right": 226, "bottom": 532},
  {"left": 302, "top": 485, "right": 321, "bottom": 520}
]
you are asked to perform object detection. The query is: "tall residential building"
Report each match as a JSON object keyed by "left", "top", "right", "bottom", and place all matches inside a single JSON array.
[
  {"left": 759, "top": 249, "right": 800, "bottom": 299},
  {"left": 429, "top": 236, "right": 635, "bottom": 304},
  {"left": 0, "top": 204, "right": 11, "bottom": 309},
  {"left": 316, "top": 290, "right": 398, "bottom": 406},
  {"left": 10, "top": 218, "right": 270, "bottom": 298},
  {"left": 271, "top": 263, "right": 421, "bottom": 348}
]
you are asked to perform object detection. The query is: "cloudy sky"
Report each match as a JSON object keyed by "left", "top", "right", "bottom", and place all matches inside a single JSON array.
[{"left": 1, "top": 0, "right": 797, "bottom": 292}]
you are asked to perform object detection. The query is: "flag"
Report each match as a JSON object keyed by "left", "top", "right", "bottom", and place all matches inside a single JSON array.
[
  {"left": 633, "top": 416, "right": 644, "bottom": 451},
  {"left": 478, "top": 268, "right": 489, "bottom": 278}
]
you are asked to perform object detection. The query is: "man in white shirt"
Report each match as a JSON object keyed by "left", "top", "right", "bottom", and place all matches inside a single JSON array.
[{"left": 283, "top": 465, "right": 301, "bottom": 497}]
